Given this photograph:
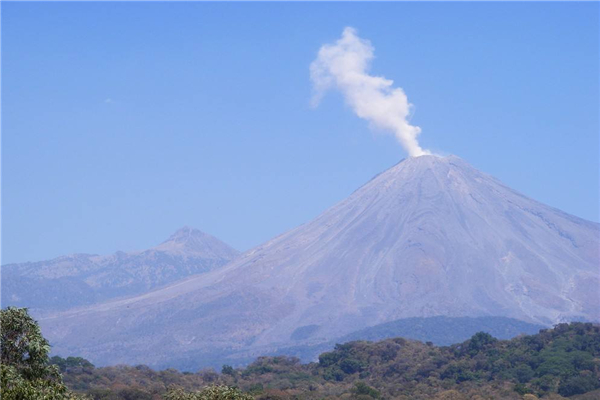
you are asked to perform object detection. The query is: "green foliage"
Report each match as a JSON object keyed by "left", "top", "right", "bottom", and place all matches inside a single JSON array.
[
  {"left": 339, "top": 358, "right": 364, "bottom": 374},
  {"left": 513, "top": 383, "right": 532, "bottom": 395},
  {"left": 0, "top": 307, "right": 87, "bottom": 400},
  {"left": 85, "top": 387, "right": 153, "bottom": 400},
  {"left": 319, "top": 342, "right": 368, "bottom": 381},
  {"left": 558, "top": 375, "right": 600, "bottom": 396},
  {"left": 51, "top": 356, "right": 95, "bottom": 373},
  {"left": 513, "top": 363, "right": 534, "bottom": 383},
  {"left": 1, "top": 306, "right": 53, "bottom": 379},
  {"left": 322, "top": 365, "right": 345, "bottom": 382},
  {"left": 465, "top": 331, "right": 497, "bottom": 356},
  {"left": 317, "top": 351, "right": 340, "bottom": 367},
  {"left": 221, "top": 365, "right": 235, "bottom": 376},
  {"left": 164, "top": 385, "right": 254, "bottom": 400},
  {"left": 351, "top": 382, "right": 380, "bottom": 399},
  {"left": 59, "top": 322, "right": 600, "bottom": 400}
]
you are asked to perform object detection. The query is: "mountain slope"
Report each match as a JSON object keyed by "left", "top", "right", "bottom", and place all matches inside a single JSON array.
[
  {"left": 39, "top": 155, "right": 600, "bottom": 368},
  {"left": 2, "top": 227, "right": 239, "bottom": 312},
  {"left": 338, "top": 316, "right": 544, "bottom": 346},
  {"left": 258, "top": 316, "right": 545, "bottom": 368}
]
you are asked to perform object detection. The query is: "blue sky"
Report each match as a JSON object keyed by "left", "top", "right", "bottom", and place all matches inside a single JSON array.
[{"left": 2, "top": 2, "right": 598, "bottom": 264}]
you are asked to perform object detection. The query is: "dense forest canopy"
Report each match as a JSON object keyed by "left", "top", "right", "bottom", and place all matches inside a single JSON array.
[
  {"left": 52, "top": 321, "right": 600, "bottom": 400},
  {"left": 2, "top": 307, "right": 599, "bottom": 400}
]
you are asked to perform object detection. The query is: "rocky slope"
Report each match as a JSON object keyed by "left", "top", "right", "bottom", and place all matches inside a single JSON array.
[
  {"left": 39, "top": 155, "right": 600, "bottom": 368},
  {"left": 2, "top": 227, "right": 239, "bottom": 312}
]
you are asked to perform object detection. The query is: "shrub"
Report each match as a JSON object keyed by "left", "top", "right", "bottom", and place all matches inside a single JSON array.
[
  {"left": 164, "top": 385, "right": 254, "bottom": 400},
  {"left": 351, "top": 382, "right": 381, "bottom": 399}
]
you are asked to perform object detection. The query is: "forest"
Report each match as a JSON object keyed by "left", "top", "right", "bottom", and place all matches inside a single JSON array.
[
  {"left": 2, "top": 307, "right": 599, "bottom": 400},
  {"left": 53, "top": 321, "right": 600, "bottom": 399}
]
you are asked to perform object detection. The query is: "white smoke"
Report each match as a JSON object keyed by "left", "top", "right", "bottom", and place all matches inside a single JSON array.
[{"left": 310, "top": 27, "right": 430, "bottom": 157}]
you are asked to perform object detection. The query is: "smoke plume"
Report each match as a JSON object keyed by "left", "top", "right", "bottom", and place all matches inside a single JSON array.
[{"left": 310, "top": 27, "right": 429, "bottom": 157}]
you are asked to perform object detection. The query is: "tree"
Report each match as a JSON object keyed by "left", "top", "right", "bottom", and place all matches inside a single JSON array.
[
  {"left": 514, "top": 364, "right": 535, "bottom": 383},
  {"left": 558, "top": 375, "right": 600, "bottom": 397},
  {"left": 221, "top": 365, "right": 235, "bottom": 376},
  {"left": 50, "top": 356, "right": 95, "bottom": 373},
  {"left": 351, "top": 382, "right": 381, "bottom": 399},
  {"left": 466, "top": 332, "right": 497, "bottom": 356},
  {"left": 434, "top": 390, "right": 467, "bottom": 400},
  {"left": 0, "top": 307, "right": 86, "bottom": 400},
  {"left": 2, "top": 307, "right": 53, "bottom": 378}
]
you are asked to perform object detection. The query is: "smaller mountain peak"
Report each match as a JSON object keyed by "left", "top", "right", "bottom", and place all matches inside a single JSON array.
[
  {"left": 166, "top": 226, "right": 208, "bottom": 243},
  {"left": 172, "top": 225, "right": 197, "bottom": 235},
  {"left": 153, "top": 227, "right": 239, "bottom": 258}
]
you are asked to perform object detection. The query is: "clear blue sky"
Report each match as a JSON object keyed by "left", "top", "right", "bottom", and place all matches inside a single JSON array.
[{"left": 2, "top": 2, "right": 598, "bottom": 264}]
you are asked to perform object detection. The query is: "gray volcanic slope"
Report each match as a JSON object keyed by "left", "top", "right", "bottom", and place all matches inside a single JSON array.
[
  {"left": 2, "top": 227, "right": 239, "bottom": 313},
  {"left": 40, "top": 155, "right": 600, "bottom": 368}
]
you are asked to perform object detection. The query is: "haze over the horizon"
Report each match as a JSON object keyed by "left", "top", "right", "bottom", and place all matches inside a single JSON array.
[{"left": 2, "top": 2, "right": 598, "bottom": 264}]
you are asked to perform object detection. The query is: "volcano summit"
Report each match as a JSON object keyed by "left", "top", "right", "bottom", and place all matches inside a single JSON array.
[{"left": 40, "top": 155, "right": 600, "bottom": 368}]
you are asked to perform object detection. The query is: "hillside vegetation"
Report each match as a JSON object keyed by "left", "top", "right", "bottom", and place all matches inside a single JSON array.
[
  {"left": 56, "top": 322, "right": 600, "bottom": 400},
  {"left": 0, "top": 307, "right": 86, "bottom": 400}
]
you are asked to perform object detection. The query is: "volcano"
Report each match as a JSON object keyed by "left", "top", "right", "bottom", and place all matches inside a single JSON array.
[{"left": 39, "top": 155, "right": 600, "bottom": 368}]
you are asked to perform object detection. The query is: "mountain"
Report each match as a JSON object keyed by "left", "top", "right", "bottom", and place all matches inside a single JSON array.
[
  {"left": 257, "top": 316, "right": 545, "bottom": 367},
  {"left": 38, "top": 155, "right": 600, "bottom": 368},
  {"left": 336, "top": 316, "right": 544, "bottom": 346},
  {"left": 1, "top": 227, "right": 239, "bottom": 312}
]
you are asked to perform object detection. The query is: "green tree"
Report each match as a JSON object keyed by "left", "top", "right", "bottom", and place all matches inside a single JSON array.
[
  {"left": 558, "top": 375, "right": 600, "bottom": 397},
  {"left": 351, "top": 382, "right": 381, "bottom": 399},
  {"left": 340, "top": 358, "right": 364, "bottom": 374},
  {"left": 513, "top": 364, "right": 535, "bottom": 383},
  {"left": 0, "top": 307, "right": 86, "bottom": 400},
  {"left": 50, "top": 356, "right": 95, "bottom": 373},
  {"left": 466, "top": 332, "right": 497, "bottom": 356},
  {"left": 318, "top": 351, "right": 340, "bottom": 367},
  {"left": 221, "top": 365, "right": 235, "bottom": 376}
]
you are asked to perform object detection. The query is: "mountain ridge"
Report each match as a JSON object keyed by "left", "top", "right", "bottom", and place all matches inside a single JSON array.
[
  {"left": 39, "top": 155, "right": 600, "bottom": 368},
  {"left": 1, "top": 227, "right": 239, "bottom": 312}
]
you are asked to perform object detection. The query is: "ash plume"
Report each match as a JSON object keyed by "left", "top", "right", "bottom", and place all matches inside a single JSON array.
[{"left": 310, "top": 27, "right": 429, "bottom": 157}]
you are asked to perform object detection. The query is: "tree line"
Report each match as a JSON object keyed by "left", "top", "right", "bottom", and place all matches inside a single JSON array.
[{"left": 2, "top": 307, "right": 599, "bottom": 400}]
